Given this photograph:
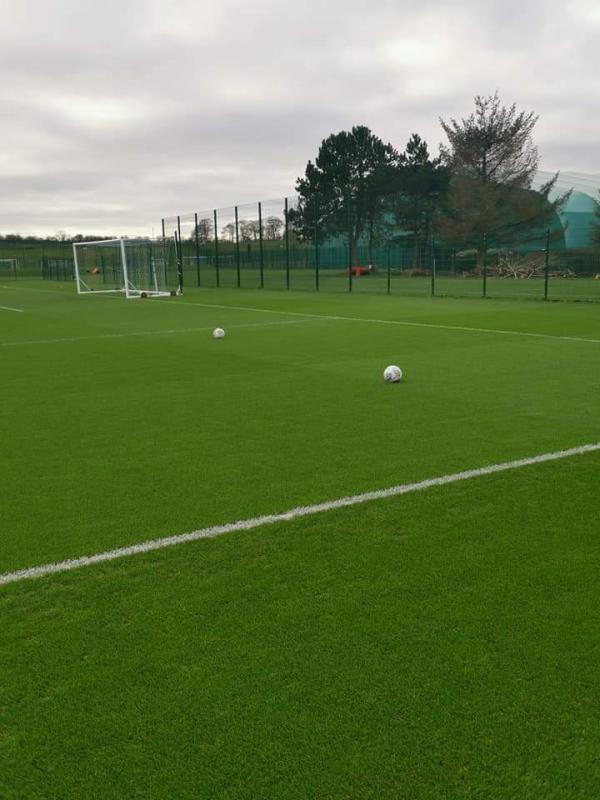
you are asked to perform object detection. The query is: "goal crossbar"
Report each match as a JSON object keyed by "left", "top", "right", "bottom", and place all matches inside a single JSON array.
[{"left": 73, "top": 238, "right": 178, "bottom": 299}]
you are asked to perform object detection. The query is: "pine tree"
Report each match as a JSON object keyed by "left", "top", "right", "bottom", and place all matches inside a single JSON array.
[
  {"left": 289, "top": 126, "right": 400, "bottom": 265},
  {"left": 387, "top": 134, "right": 449, "bottom": 266}
]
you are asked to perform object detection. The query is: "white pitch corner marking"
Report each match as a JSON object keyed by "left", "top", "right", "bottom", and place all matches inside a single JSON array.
[
  {"left": 0, "top": 304, "right": 24, "bottom": 313},
  {"left": 1, "top": 442, "right": 599, "bottom": 587}
]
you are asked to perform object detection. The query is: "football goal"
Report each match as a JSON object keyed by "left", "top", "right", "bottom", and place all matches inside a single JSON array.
[
  {"left": 0, "top": 258, "right": 18, "bottom": 279},
  {"left": 73, "top": 237, "right": 180, "bottom": 298}
]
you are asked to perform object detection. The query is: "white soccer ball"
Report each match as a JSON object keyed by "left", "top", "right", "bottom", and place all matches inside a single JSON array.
[
  {"left": 212, "top": 327, "right": 225, "bottom": 339},
  {"left": 383, "top": 365, "right": 402, "bottom": 383}
]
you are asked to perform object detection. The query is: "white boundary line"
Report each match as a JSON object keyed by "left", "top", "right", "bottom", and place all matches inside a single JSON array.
[
  {"left": 1, "top": 285, "right": 599, "bottom": 344},
  {"left": 0, "top": 318, "right": 312, "bottom": 348},
  {"left": 1, "top": 442, "right": 598, "bottom": 587},
  {"left": 0, "top": 304, "right": 24, "bottom": 313},
  {"left": 180, "top": 301, "right": 600, "bottom": 345},
  {"left": 0, "top": 285, "right": 69, "bottom": 294}
]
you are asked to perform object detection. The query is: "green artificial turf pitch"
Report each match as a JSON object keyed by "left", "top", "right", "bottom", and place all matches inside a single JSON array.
[{"left": 1, "top": 281, "right": 599, "bottom": 798}]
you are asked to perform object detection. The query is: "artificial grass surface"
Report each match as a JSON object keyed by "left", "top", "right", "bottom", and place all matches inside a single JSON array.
[
  {"left": 1, "top": 281, "right": 599, "bottom": 798},
  {"left": 2, "top": 455, "right": 600, "bottom": 799},
  {"left": 1, "top": 284, "right": 599, "bottom": 574}
]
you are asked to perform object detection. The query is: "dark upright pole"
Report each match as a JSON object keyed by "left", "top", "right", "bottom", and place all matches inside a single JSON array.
[
  {"left": 431, "top": 234, "right": 436, "bottom": 297},
  {"left": 235, "top": 206, "right": 241, "bottom": 288},
  {"left": 214, "top": 209, "right": 220, "bottom": 287},
  {"left": 258, "top": 202, "right": 264, "bottom": 288},
  {"left": 175, "top": 230, "right": 183, "bottom": 294},
  {"left": 544, "top": 228, "right": 550, "bottom": 301},
  {"left": 285, "top": 197, "right": 290, "bottom": 290},
  {"left": 314, "top": 197, "right": 320, "bottom": 291},
  {"left": 347, "top": 195, "right": 353, "bottom": 293},
  {"left": 482, "top": 232, "right": 488, "bottom": 298}
]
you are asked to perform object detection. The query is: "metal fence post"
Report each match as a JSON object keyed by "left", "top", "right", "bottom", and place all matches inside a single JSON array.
[
  {"left": 431, "top": 235, "right": 436, "bottom": 297},
  {"left": 482, "top": 232, "right": 488, "bottom": 298},
  {"left": 175, "top": 230, "right": 183, "bottom": 294},
  {"left": 544, "top": 228, "right": 550, "bottom": 301},
  {"left": 255, "top": 202, "right": 263, "bottom": 288},
  {"left": 194, "top": 212, "right": 201, "bottom": 287},
  {"left": 213, "top": 209, "right": 220, "bottom": 287},
  {"left": 235, "top": 206, "right": 241, "bottom": 288},
  {"left": 314, "top": 197, "right": 320, "bottom": 291},
  {"left": 285, "top": 197, "right": 290, "bottom": 290},
  {"left": 176, "top": 216, "right": 182, "bottom": 287},
  {"left": 387, "top": 244, "right": 391, "bottom": 294},
  {"left": 347, "top": 194, "right": 353, "bottom": 293}
]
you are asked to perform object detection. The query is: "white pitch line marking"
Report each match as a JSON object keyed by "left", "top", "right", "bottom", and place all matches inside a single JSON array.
[
  {"left": 0, "top": 304, "right": 24, "bottom": 313},
  {"left": 1, "top": 285, "right": 67, "bottom": 294},
  {"left": 1, "top": 442, "right": 598, "bottom": 587},
  {"left": 2, "top": 285, "right": 599, "bottom": 344},
  {"left": 0, "top": 318, "right": 311, "bottom": 348},
  {"left": 180, "top": 301, "right": 600, "bottom": 345}
]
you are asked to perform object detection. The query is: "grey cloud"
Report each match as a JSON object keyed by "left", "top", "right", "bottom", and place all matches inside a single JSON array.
[{"left": 0, "top": 0, "right": 598, "bottom": 235}]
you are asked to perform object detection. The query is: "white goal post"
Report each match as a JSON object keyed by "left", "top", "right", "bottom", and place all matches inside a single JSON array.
[{"left": 73, "top": 237, "right": 180, "bottom": 298}]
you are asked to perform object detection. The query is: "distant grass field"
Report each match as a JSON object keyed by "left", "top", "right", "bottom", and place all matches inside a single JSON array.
[
  {"left": 1, "top": 281, "right": 599, "bottom": 798},
  {"left": 184, "top": 263, "right": 600, "bottom": 302},
  {"left": 0, "top": 241, "right": 74, "bottom": 279}
]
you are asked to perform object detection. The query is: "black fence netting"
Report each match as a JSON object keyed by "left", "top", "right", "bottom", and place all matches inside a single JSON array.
[
  {"left": 161, "top": 190, "right": 600, "bottom": 303},
  {"left": 8, "top": 187, "right": 599, "bottom": 304}
]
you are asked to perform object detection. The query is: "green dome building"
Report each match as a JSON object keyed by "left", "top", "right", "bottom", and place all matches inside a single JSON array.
[{"left": 532, "top": 171, "right": 600, "bottom": 249}]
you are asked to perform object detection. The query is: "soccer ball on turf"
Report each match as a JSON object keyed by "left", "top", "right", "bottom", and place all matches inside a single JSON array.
[
  {"left": 212, "top": 327, "right": 225, "bottom": 339},
  {"left": 383, "top": 365, "right": 402, "bottom": 383}
]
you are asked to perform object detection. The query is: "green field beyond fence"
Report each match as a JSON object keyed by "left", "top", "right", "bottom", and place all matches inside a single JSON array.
[{"left": 0, "top": 240, "right": 77, "bottom": 281}]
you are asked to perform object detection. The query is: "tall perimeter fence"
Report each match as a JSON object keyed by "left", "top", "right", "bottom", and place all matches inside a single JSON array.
[
  {"left": 0, "top": 240, "right": 76, "bottom": 282},
  {"left": 3, "top": 191, "right": 600, "bottom": 303},
  {"left": 162, "top": 193, "right": 600, "bottom": 303}
]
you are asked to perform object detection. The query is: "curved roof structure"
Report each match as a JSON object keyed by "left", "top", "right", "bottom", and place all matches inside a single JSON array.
[{"left": 532, "top": 171, "right": 599, "bottom": 248}]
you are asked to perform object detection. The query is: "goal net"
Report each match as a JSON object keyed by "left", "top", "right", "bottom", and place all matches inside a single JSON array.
[
  {"left": 0, "top": 258, "right": 18, "bottom": 279},
  {"left": 73, "top": 238, "right": 179, "bottom": 298}
]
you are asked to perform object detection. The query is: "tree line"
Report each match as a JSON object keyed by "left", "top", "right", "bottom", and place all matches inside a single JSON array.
[
  {"left": 193, "top": 216, "right": 284, "bottom": 244},
  {"left": 0, "top": 232, "right": 115, "bottom": 244},
  {"left": 289, "top": 93, "right": 583, "bottom": 267},
  {"left": 187, "top": 94, "right": 600, "bottom": 268}
]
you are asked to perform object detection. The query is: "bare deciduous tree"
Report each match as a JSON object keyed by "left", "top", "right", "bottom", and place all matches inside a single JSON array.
[
  {"left": 438, "top": 93, "right": 567, "bottom": 262},
  {"left": 221, "top": 223, "right": 235, "bottom": 242},
  {"left": 192, "top": 218, "right": 213, "bottom": 243},
  {"left": 239, "top": 220, "right": 259, "bottom": 242},
  {"left": 263, "top": 216, "right": 284, "bottom": 240}
]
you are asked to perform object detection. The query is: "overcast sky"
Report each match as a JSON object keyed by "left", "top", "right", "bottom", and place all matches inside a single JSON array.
[{"left": 1, "top": 0, "right": 599, "bottom": 236}]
